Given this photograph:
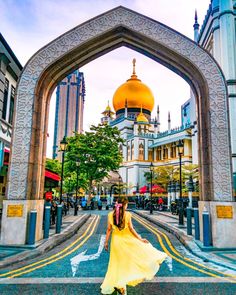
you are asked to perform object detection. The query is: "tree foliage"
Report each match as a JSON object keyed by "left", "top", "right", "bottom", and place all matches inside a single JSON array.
[
  {"left": 65, "top": 124, "right": 124, "bottom": 196},
  {"left": 45, "top": 158, "right": 61, "bottom": 174},
  {"left": 144, "top": 164, "right": 199, "bottom": 191}
]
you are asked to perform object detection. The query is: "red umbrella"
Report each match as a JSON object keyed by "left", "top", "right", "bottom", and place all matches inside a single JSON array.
[
  {"left": 139, "top": 185, "right": 148, "bottom": 194},
  {"left": 151, "top": 184, "right": 166, "bottom": 193}
]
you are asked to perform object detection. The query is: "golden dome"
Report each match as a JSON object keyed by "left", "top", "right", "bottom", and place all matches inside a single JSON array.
[
  {"left": 136, "top": 110, "right": 149, "bottom": 123},
  {"left": 112, "top": 59, "right": 155, "bottom": 112}
]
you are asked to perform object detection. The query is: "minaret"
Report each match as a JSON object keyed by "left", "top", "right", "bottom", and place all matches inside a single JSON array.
[
  {"left": 101, "top": 101, "right": 115, "bottom": 125},
  {"left": 193, "top": 10, "right": 199, "bottom": 42},
  {"left": 154, "top": 117, "right": 158, "bottom": 134},
  {"left": 157, "top": 105, "right": 160, "bottom": 133},
  {"left": 168, "top": 111, "right": 171, "bottom": 133}
]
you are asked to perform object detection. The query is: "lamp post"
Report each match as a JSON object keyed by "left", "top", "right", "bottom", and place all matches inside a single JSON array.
[
  {"left": 118, "top": 175, "right": 122, "bottom": 198},
  {"left": 59, "top": 136, "right": 68, "bottom": 204},
  {"left": 74, "top": 158, "right": 80, "bottom": 216},
  {"left": 177, "top": 139, "right": 184, "bottom": 225},
  {"left": 150, "top": 162, "right": 154, "bottom": 214}
]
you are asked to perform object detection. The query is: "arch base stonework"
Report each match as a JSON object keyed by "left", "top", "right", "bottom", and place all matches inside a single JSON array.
[{"left": 0, "top": 7, "right": 234, "bottom": 248}]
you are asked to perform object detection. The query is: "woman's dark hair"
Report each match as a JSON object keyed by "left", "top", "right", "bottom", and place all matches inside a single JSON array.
[{"left": 113, "top": 196, "right": 128, "bottom": 230}]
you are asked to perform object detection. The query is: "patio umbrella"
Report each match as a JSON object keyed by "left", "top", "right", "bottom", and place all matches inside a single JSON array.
[
  {"left": 139, "top": 185, "right": 148, "bottom": 194},
  {"left": 151, "top": 184, "right": 166, "bottom": 193}
]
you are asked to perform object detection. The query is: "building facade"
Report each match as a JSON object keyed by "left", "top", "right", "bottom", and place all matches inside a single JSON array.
[
  {"left": 0, "top": 33, "right": 22, "bottom": 210},
  {"left": 102, "top": 59, "right": 194, "bottom": 194},
  {"left": 53, "top": 70, "right": 85, "bottom": 159},
  {"left": 194, "top": 0, "right": 236, "bottom": 190}
]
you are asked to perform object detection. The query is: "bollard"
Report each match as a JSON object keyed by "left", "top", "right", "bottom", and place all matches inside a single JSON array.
[
  {"left": 186, "top": 207, "right": 192, "bottom": 235},
  {"left": 56, "top": 205, "right": 63, "bottom": 234},
  {"left": 44, "top": 206, "right": 51, "bottom": 239},
  {"left": 27, "top": 210, "right": 37, "bottom": 245},
  {"left": 202, "top": 209, "right": 212, "bottom": 247},
  {"left": 193, "top": 208, "right": 200, "bottom": 240}
]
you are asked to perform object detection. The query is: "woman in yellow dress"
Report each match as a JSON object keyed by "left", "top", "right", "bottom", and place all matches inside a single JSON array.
[{"left": 101, "top": 197, "right": 168, "bottom": 295}]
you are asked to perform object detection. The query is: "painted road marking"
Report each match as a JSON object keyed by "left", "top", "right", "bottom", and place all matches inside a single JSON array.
[
  {"left": 0, "top": 215, "right": 99, "bottom": 278},
  {"left": 70, "top": 234, "right": 106, "bottom": 277},
  {"left": 133, "top": 215, "right": 236, "bottom": 283},
  {"left": 165, "top": 256, "right": 173, "bottom": 272},
  {"left": 134, "top": 214, "right": 236, "bottom": 278}
]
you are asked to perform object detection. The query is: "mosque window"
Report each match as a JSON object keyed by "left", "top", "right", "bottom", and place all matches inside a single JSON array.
[
  {"left": 127, "top": 145, "right": 130, "bottom": 161},
  {"left": 156, "top": 147, "right": 162, "bottom": 161},
  {"left": 138, "top": 125, "right": 142, "bottom": 133},
  {"left": 131, "top": 142, "right": 134, "bottom": 160},
  {"left": 171, "top": 142, "right": 177, "bottom": 158},
  {"left": 163, "top": 145, "right": 168, "bottom": 160},
  {"left": 139, "top": 142, "right": 144, "bottom": 160},
  {"left": 148, "top": 149, "right": 153, "bottom": 161}
]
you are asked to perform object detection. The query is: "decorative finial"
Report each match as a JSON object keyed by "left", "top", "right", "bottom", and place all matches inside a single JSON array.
[
  {"left": 132, "top": 58, "right": 136, "bottom": 75},
  {"left": 157, "top": 105, "right": 160, "bottom": 113},
  {"left": 168, "top": 111, "right": 171, "bottom": 121},
  {"left": 195, "top": 9, "right": 198, "bottom": 22},
  {"left": 107, "top": 100, "right": 109, "bottom": 106}
]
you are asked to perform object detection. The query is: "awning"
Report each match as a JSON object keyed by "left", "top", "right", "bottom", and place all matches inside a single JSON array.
[
  {"left": 4, "top": 147, "right": 10, "bottom": 153},
  {"left": 45, "top": 170, "right": 61, "bottom": 181}
]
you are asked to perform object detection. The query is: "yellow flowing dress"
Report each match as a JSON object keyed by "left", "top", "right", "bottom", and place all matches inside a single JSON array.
[{"left": 101, "top": 211, "right": 168, "bottom": 294}]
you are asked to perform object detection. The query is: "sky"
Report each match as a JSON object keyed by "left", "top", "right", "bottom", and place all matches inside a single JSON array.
[{"left": 0, "top": 0, "right": 210, "bottom": 158}]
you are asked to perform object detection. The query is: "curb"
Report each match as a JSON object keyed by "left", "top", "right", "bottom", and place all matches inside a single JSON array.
[
  {"left": 0, "top": 214, "right": 91, "bottom": 269},
  {"left": 133, "top": 210, "right": 236, "bottom": 272}
]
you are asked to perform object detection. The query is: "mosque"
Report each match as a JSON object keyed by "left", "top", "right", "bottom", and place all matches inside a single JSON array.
[{"left": 101, "top": 59, "right": 196, "bottom": 194}]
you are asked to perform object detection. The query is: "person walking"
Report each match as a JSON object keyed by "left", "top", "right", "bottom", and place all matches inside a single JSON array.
[{"left": 101, "top": 197, "right": 167, "bottom": 294}]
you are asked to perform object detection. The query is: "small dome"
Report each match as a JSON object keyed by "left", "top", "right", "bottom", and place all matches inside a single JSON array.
[
  {"left": 112, "top": 59, "right": 155, "bottom": 113},
  {"left": 136, "top": 111, "right": 149, "bottom": 123}
]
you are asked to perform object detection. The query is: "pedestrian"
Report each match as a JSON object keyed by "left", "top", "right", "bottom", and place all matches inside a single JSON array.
[
  {"left": 101, "top": 196, "right": 167, "bottom": 295},
  {"left": 158, "top": 196, "right": 164, "bottom": 211},
  {"left": 51, "top": 200, "right": 56, "bottom": 225}
]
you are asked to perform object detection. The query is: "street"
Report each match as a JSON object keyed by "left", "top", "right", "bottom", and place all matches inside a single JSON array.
[{"left": 0, "top": 210, "right": 236, "bottom": 294}]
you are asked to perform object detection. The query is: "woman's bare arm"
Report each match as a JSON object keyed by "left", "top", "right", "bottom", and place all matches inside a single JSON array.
[
  {"left": 104, "top": 218, "right": 112, "bottom": 251},
  {"left": 128, "top": 215, "right": 149, "bottom": 243}
]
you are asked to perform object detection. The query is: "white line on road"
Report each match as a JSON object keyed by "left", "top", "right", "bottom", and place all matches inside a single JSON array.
[
  {"left": 70, "top": 235, "right": 106, "bottom": 277},
  {"left": 0, "top": 277, "right": 231, "bottom": 284}
]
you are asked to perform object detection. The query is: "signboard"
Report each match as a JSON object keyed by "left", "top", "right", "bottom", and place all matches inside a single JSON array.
[
  {"left": 7, "top": 204, "right": 24, "bottom": 217},
  {"left": 216, "top": 205, "right": 233, "bottom": 219}
]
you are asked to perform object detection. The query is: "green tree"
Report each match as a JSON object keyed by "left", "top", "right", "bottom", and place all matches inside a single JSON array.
[
  {"left": 65, "top": 124, "right": 124, "bottom": 200},
  {"left": 144, "top": 165, "right": 179, "bottom": 189},
  {"left": 45, "top": 158, "right": 61, "bottom": 174}
]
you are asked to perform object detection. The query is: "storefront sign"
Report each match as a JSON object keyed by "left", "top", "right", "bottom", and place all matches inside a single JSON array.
[
  {"left": 216, "top": 205, "right": 233, "bottom": 219},
  {"left": 7, "top": 204, "right": 24, "bottom": 217}
]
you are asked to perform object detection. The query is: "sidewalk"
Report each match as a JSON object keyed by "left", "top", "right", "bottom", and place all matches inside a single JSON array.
[
  {"left": 0, "top": 210, "right": 90, "bottom": 269},
  {"left": 134, "top": 210, "right": 236, "bottom": 271}
]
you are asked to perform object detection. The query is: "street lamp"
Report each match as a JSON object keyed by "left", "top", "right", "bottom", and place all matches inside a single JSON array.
[
  {"left": 177, "top": 139, "right": 184, "bottom": 225},
  {"left": 74, "top": 158, "right": 80, "bottom": 216},
  {"left": 150, "top": 162, "right": 154, "bottom": 214},
  {"left": 118, "top": 175, "right": 122, "bottom": 198},
  {"left": 59, "top": 136, "right": 68, "bottom": 204},
  {"left": 67, "top": 176, "right": 71, "bottom": 212}
]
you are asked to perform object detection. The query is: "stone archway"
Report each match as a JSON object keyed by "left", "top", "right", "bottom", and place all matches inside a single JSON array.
[{"left": 2, "top": 6, "right": 233, "bottom": 246}]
